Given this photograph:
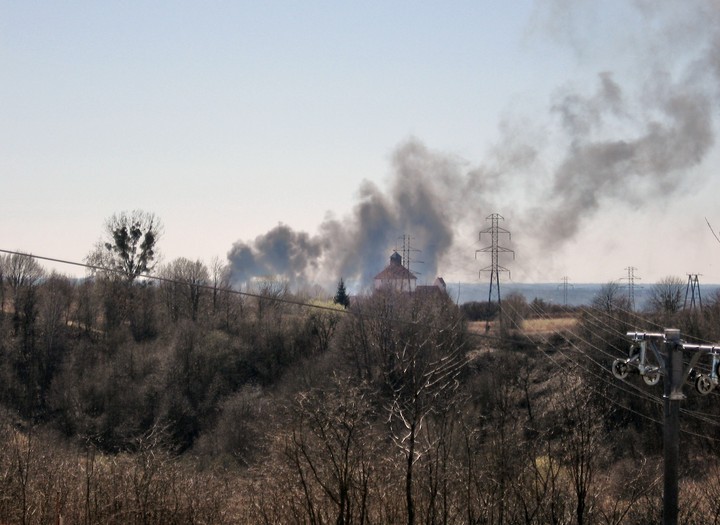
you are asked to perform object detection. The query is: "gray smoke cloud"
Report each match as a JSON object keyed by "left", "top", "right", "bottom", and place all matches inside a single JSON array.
[
  {"left": 524, "top": 1, "right": 720, "bottom": 245},
  {"left": 530, "top": 70, "right": 715, "bottom": 246},
  {"left": 228, "top": 140, "right": 474, "bottom": 289},
  {"left": 228, "top": 0, "right": 720, "bottom": 289},
  {"left": 228, "top": 225, "right": 324, "bottom": 285}
]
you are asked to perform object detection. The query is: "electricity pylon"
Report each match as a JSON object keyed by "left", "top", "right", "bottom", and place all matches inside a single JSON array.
[
  {"left": 684, "top": 274, "right": 702, "bottom": 310},
  {"left": 559, "top": 276, "right": 574, "bottom": 306},
  {"left": 623, "top": 266, "right": 641, "bottom": 311},
  {"left": 476, "top": 213, "right": 514, "bottom": 305},
  {"left": 397, "top": 234, "right": 423, "bottom": 292}
]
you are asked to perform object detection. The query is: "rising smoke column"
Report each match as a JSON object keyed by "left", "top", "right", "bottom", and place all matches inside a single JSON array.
[
  {"left": 227, "top": 224, "right": 324, "bottom": 285},
  {"left": 523, "top": 1, "right": 719, "bottom": 249},
  {"left": 529, "top": 71, "right": 714, "bottom": 247},
  {"left": 228, "top": 1, "right": 720, "bottom": 289},
  {"left": 323, "top": 140, "right": 467, "bottom": 286},
  {"left": 227, "top": 140, "right": 478, "bottom": 289}
]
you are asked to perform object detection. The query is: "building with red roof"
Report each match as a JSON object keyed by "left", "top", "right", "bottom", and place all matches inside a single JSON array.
[{"left": 373, "top": 251, "right": 417, "bottom": 292}]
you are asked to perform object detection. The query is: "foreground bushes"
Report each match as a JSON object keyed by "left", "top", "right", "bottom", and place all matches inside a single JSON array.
[{"left": 0, "top": 423, "right": 235, "bottom": 524}]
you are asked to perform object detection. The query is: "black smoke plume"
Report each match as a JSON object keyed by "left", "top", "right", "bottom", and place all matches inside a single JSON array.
[{"left": 228, "top": 140, "right": 473, "bottom": 289}]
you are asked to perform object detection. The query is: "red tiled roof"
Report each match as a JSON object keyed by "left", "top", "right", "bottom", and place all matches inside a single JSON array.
[{"left": 374, "top": 263, "right": 416, "bottom": 281}]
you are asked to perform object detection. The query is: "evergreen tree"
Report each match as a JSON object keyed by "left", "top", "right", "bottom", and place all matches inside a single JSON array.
[{"left": 333, "top": 278, "right": 350, "bottom": 309}]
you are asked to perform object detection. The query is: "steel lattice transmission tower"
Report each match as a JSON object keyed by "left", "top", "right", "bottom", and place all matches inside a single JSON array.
[
  {"left": 623, "top": 266, "right": 641, "bottom": 311},
  {"left": 476, "top": 213, "right": 514, "bottom": 305},
  {"left": 684, "top": 274, "right": 702, "bottom": 310},
  {"left": 559, "top": 276, "right": 574, "bottom": 306},
  {"left": 397, "top": 233, "right": 423, "bottom": 291}
]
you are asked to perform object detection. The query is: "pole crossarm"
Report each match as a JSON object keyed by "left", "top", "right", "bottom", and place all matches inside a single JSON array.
[
  {"left": 680, "top": 343, "right": 720, "bottom": 353},
  {"left": 616, "top": 329, "right": 720, "bottom": 524},
  {"left": 476, "top": 246, "right": 515, "bottom": 255},
  {"left": 624, "top": 331, "right": 717, "bottom": 397},
  {"left": 478, "top": 264, "right": 512, "bottom": 274},
  {"left": 626, "top": 331, "right": 665, "bottom": 341},
  {"left": 478, "top": 225, "right": 511, "bottom": 236},
  {"left": 627, "top": 331, "right": 720, "bottom": 353}
]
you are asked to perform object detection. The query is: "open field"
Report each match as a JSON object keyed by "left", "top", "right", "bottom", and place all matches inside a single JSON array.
[
  {"left": 522, "top": 316, "right": 578, "bottom": 334},
  {"left": 467, "top": 316, "right": 578, "bottom": 337}
]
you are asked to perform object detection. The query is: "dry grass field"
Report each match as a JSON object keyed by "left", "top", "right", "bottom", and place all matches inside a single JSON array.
[
  {"left": 522, "top": 316, "right": 578, "bottom": 334},
  {"left": 467, "top": 316, "right": 578, "bottom": 337}
]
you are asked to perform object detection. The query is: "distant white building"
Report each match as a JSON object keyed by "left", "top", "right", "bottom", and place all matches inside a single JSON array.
[{"left": 373, "top": 251, "right": 417, "bottom": 292}]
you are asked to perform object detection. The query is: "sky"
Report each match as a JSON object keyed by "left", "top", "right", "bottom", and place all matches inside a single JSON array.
[{"left": 2, "top": 1, "right": 720, "bottom": 291}]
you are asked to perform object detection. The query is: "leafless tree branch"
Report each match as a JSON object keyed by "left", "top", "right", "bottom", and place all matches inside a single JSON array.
[{"left": 706, "top": 217, "right": 720, "bottom": 244}]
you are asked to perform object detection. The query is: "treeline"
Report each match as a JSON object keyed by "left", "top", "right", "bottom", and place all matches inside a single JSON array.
[
  {"left": 4, "top": 244, "right": 720, "bottom": 522},
  {"left": 0, "top": 249, "right": 346, "bottom": 453},
  {"left": 460, "top": 294, "right": 582, "bottom": 322}
]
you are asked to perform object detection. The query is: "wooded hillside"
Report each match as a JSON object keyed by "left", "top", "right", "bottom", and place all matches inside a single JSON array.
[{"left": 2, "top": 252, "right": 720, "bottom": 524}]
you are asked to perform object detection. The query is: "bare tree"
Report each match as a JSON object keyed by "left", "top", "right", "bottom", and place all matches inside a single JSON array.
[
  {"left": 254, "top": 277, "right": 289, "bottom": 321},
  {"left": 479, "top": 358, "right": 528, "bottom": 525},
  {"left": 591, "top": 281, "right": 629, "bottom": 313},
  {"left": 207, "top": 257, "right": 241, "bottom": 331},
  {"left": 84, "top": 211, "right": 162, "bottom": 335},
  {"left": 4, "top": 252, "right": 45, "bottom": 315},
  {"left": 86, "top": 210, "right": 163, "bottom": 283},
  {"left": 159, "top": 258, "right": 209, "bottom": 322},
  {"left": 35, "top": 272, "right": 74, "bottom": 403},
  {"left": 209, "top": 256, "right": 230, "bottom": 315},
  {"left": 583, "top": 281, "right": 634, "bottom": 352},
  {"left": 73, "top": 278, "right": 100, "bottom": 337},
  {"left": 385, "top": 336, "right": 466, "bottom": 525},
  {"left": 285, "top": 380, "right": 376, "bottom": 525},
  {"left": 0, "top": 254, "right": 5, "bottom": 313},
  {"left": 647, "top": 275, "right": 685, "bottom": 315},
  {"left": 337, "top": 290, "right": 468, "bottom": 524},
  {"left": 597, "top": 458, "right": 661, "bottom": 525},
  {"left": 382, "top": 296, "right": 466, "bottom": 525},
  {"left": 3, "top": 253, "right": 45, "bottom": 408},
  {"left": 501, "top": 291, "right": 529, "bottom": 332},
  {"left": 556, "top": 374, "right": 606, "bottom": 525},
  {"left": 307, "top": 309, "right": 341, "bottom": 355}
]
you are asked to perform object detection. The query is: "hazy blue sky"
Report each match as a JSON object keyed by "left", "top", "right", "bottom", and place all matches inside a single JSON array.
[{"left": 3, "top": 1, "right": 720, "bottom": 288}]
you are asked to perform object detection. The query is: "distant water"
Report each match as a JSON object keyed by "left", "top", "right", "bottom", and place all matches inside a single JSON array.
[{"left": 445, "top": 282, "right": 720, "bottom": 310}]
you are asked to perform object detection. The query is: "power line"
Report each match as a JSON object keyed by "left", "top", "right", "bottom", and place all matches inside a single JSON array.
[
  {"left": 21, "top": 245, "right": 720, "bottom": 459},
  {"left": 486, "top": 294, "right": 720, "bottom": 453},
  {"left": 0, "top": 247, "right": 510, "bottom": 345},
  {"left": 502, "top": 297, "right": 665, "bottom": 420},
  {"left": 522, "top": 300, "right": 720, "bottom": 439},
  {"left": 0, "top": 248, "right": 360, "bottom": 316}
]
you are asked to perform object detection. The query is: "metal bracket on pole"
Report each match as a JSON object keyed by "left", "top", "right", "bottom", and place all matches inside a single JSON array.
[
  {"left": 624, "top": 330, "right": 720, "bottom": 395},
  {"left": 621, "top": 328, "right": 720, "bottom": 525}
]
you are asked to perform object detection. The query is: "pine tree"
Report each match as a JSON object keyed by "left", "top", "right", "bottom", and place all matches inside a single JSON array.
[{"left": 333, "top": 278, "right": 350, "bottom": 309}]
